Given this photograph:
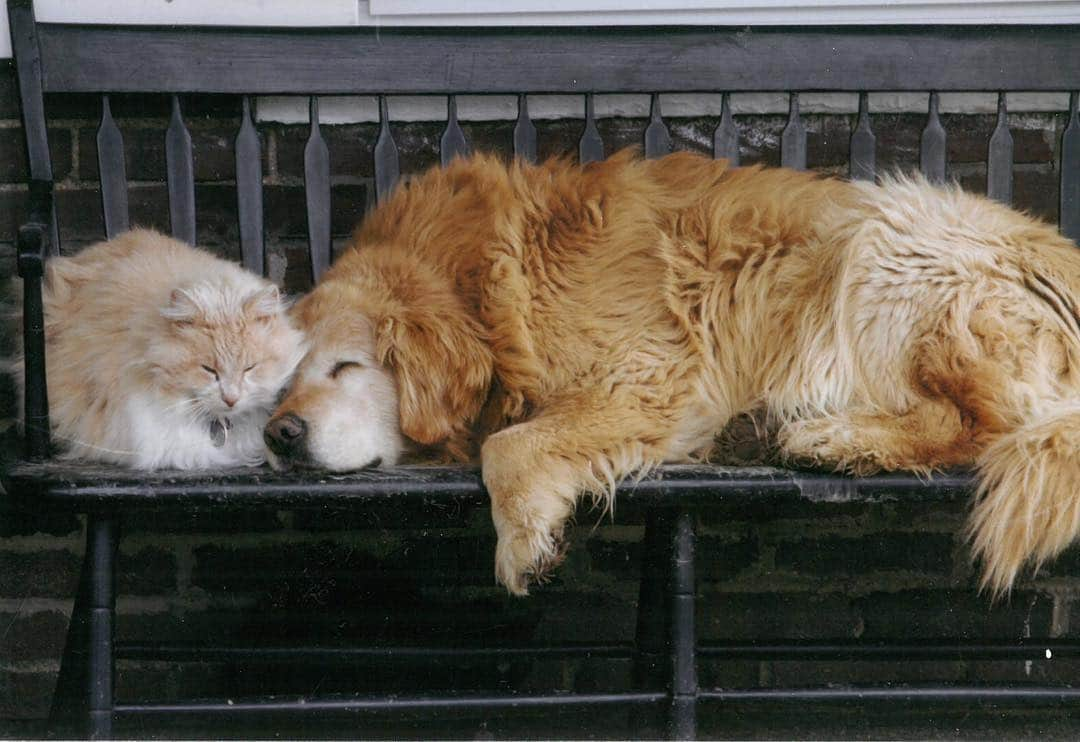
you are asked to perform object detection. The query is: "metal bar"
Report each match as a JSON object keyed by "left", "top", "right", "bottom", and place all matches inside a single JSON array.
[
  {"left": 36, "top": 25, "right": 1080, "bottom": 94},
  {"left": 97, "top": 95, "right": 129, "bottom": 239},
  {"left": 667, "top": 510, "right": 696, "bottom": 740},
  {"left": 631, "top": 510, "right": 673, "bottom": 737},
  {"left": 700, "top": 687, "right": 1080, "bottom": 702},
  {"left": 87, "top": 515, "right": 117, "bottom": 740},
  {"left": 514, "top": 93, "right": 538, "bottom": 164},
  {"left": 579, "top": 93, "right": 604, "bottom": 164},
  {"left": 115, "top": 642, "right": 634, "bottom": 662},
  {"left": 304, "top": 96, "right": 332, "bottom": 282},
  {"left": 8, "top": 0, "right": 59, "bottom": 256},
  {"left": 920, "top": 92, "right": 947, "bottom": 184},
  {"left": 440, "top": 95, "right": 470, "bottom": 166},
  {"left": 165, "top": 95, "right": 196, "bottom": 244},
  {"left": 1061, "top": 92, "right": 1080, "bottom": 242},
  {"left": 4, "top": 465, "right": 977, "bottom": 509},
  {"left": 16, "top": 181, "right": 52, "bottom": 459},
  {"left": 645, "top": 94, "right": 672, "bottom": 159},
  {"left": 235, "top": 96, "right": 265, "bottom": 276},
  {"left": 373, "top": 96, "right": 400, "bottom": 204},
  {"left": 781, "top": 93, "right": 806, "bottom": 170},
  {"left": 713, "top": 93, "right": 739, "bottom": 165},
  {"left": 114, "top": 691, "right": 667, "bottom": 716},
  {"left": 987, "top": 92, "right": 1014, "bottom": 204},
  {"left": 849, "top": 91, "right": 875, "bottom": 181},
  {"left": 701, "top": 640, "right": 1080, "bottom": 661}
]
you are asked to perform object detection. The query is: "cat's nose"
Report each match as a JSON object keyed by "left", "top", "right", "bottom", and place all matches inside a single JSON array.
[
  {"left": 264, "top": 413, "right": 307, "bottom": 456},
  {"left": 222, "top": 394, "right": 238, "bottom": 408}
]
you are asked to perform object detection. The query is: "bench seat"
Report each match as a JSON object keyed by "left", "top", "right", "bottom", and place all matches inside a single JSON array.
[{"left": 3, "top": 462, "right": 974, "bottom": 510}]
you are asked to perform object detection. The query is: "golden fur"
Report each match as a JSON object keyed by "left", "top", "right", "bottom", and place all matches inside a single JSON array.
[{"left": 270, "top": 150, "right": 1080, "bottom": 596}]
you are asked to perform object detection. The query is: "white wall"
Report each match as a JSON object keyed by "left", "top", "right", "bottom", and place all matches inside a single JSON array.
[{"left": 4, "top": 0, "right": 1080, "bottom": 58}]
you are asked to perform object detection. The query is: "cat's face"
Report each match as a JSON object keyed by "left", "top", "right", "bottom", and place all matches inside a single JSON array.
[{"left": 147, "top": 281, "right": 306, "bottom": 419}]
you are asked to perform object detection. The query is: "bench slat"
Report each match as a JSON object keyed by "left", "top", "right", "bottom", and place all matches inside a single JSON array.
[
  {"left": 644, "top": 94, "right": 672, "bottom": 159},
  {"left": 713, "top": 94, "right": 739, "bottom": 165},
  {"left": 374, "top": 96, "right": 401, "bottom": 204},
  {"left": 513, "top": 94, "right": 538, "bottom": 164},
  {"left": 440, "top": 95, "right": 471, "bottom": 167},
  {"left": 235, "top": 96, "right": 265, "bottom": 276},
  {"left": 780, "top": 93, "right": 806, "bottom": 170},
  {"left": 1062, "top": 92, "right": 1080, "bottom": 242},
  {"left": 849, "top": 92, "right": 876, "bottom": 182},
  {"left": 987, "top": 93, "right": 1014, "bottom": 205},
  {"left": 920, "top": 92, "right": 948, "bottom": 185},
  {"left": 304, "top": 97, "right": 332, "bottom": 282},
  {"left": 165, "top": 95, "right": 196, "bottom": 245},
  {"left": 579, "top": 93, "right": 604, "bottom": 164},
  {"left": 97, "top": 95, "right": 129, "bottom": 239},
  {"left": 36, "top": 26, "right": 1080, "bottom": 94}
]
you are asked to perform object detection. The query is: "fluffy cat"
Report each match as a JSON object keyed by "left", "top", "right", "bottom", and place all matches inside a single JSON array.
[{"left": 10, "top": 228, "right": 306, "bottom": 469}]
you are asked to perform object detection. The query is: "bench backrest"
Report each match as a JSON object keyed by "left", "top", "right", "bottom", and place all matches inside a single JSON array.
[{"left": 9, "top": 0, "right": 1080, "bottom": 458}]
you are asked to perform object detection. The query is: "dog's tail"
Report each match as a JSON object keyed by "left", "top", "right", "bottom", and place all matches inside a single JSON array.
[{"left": 968, "top": 404, "right": 1080, "bottom": 597}]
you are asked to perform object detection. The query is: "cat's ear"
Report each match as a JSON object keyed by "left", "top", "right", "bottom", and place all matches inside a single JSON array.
[
  {"left": 242, "top": 284, "right": 282, "bottom": 320},
  {"left": 161, "top": 288, "right": 203, "bottom": 323}
]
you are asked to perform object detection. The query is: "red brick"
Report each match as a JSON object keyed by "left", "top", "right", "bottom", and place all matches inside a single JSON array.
[
  {"left": 700, "top": 592, "right": 862, "bottom": 641},
  {"left": 117, "top": 546, "right": 177, "bottom": 596},
  {"left": 0, "top": 609, "right": 68, "bottom": 662},
  {"left": 0, "top": 64, "right": 22, "bottom": 119},
  {"left": 0, "top": 668, "right": 55, "bottom": 719},
  {"left": 0, "top": 127, "right": 72, "bottom": 184},
  {"left": 774, "top": 532, "right": 957, "bottom": 576},
  {"left": 0, "top": 549, "right": 80, "bottom": 598},
  {"left": 944, "top": 113, "right": 1057, "bottom": 164},
  {"left": 856, "top": 588, "right": 1053, "bottom": 639}
]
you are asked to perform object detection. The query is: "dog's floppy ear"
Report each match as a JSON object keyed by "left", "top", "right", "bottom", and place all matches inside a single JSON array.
[{"left": 370, "top": 260, "right": 494, "bottom": 450}]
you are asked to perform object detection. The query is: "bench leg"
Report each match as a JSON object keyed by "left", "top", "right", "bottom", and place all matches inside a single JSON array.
[
  {"left": 631, "top": 509, "right": 673, "bottom": 736},
  {"left": 48, "top": 528, "right": 93, "bottom": 736},
  {"left": 668, "top": 510, "right": 697, "bottom": 740},
  {"left": 87, "top": 515, "right": 117, "bottom": 740}
]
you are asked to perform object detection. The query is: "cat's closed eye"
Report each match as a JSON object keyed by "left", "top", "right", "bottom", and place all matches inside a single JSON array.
[
  {"left": 201, "top": 364, "right": 219, "bottom": 380},
  {"left": 330, "top": 361, "right": 363, "bottom": 379},
  {"left": 244, "top": 363, "right": 258, "bottom": 374}
]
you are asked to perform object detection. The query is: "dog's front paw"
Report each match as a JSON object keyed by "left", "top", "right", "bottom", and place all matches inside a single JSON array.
[{"left": 491, "top": 505, "right": 567, "bottom": 596}]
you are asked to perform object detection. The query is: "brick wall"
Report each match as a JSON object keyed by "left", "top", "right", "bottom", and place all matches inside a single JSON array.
[{"left": 2, "top": 58, "right": 1080, "bottom": 736}]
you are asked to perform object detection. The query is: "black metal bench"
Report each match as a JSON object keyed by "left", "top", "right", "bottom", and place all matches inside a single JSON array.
[{"left": 5, "top": 0, "right": 1080, "bottom": 737}]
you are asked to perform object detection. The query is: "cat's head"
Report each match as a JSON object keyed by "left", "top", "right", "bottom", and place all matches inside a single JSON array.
[{"left": 149, "top": 278, "right": 306, "bottom": 419}]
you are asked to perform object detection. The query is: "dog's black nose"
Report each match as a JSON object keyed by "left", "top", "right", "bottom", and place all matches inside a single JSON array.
[{"left": 264, "top": 413, "right": 307, "bottom": 456}]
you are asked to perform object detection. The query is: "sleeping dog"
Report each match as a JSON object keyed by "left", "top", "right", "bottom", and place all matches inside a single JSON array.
[{"left": 265, "top": 149, "right": 1080, "bottom": 597}]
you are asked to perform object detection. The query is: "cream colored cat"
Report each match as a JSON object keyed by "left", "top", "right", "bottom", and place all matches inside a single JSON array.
[{"left": 11, "top": 229, "right": 306, "bottom": 469}]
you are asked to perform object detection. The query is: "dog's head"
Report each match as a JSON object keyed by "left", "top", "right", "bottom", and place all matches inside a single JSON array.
[{"left": 264, "top": 250, "right": 493, "bottom": 472}]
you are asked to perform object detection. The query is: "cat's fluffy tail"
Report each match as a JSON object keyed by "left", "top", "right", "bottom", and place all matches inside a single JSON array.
[{"left": 968, "top": 405, "right": 1080, "bottom": 596}]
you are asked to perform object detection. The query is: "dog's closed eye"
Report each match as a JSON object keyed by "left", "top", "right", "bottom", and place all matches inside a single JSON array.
[{"left": 329, "top": 361, "right": 364, "bottom": 379}]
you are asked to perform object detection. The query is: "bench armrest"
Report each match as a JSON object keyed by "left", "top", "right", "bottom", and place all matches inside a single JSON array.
[
  {"left": 16, "top": 179, "right": 53, "bottom": 278},
  {"left": 16, "top": 178, "right": 53, "bottom": 458}
]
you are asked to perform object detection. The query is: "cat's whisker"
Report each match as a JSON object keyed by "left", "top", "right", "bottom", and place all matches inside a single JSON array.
[{"left": 160, "top": 397, "right": 201, "bottom": 413}]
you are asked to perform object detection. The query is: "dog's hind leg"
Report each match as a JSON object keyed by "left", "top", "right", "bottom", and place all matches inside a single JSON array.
[
  {"left": 777, "top": 399, "right": 980, "bottom": 477},
  {"left": 481, "top": 387, "right": 689, "bottom": 596},
  {"left": 786, "top": 290, "right": 1080, "bottom": 596}
]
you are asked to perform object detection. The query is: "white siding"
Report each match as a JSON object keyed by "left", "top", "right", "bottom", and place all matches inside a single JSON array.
[{"left": 3, "top": 1, "right": 1079, "bottom": 56}]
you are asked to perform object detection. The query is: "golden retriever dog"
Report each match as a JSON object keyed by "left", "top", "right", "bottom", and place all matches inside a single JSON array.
[{"left": 265, "top": 149, "right": 1080, "bottom": 597}]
